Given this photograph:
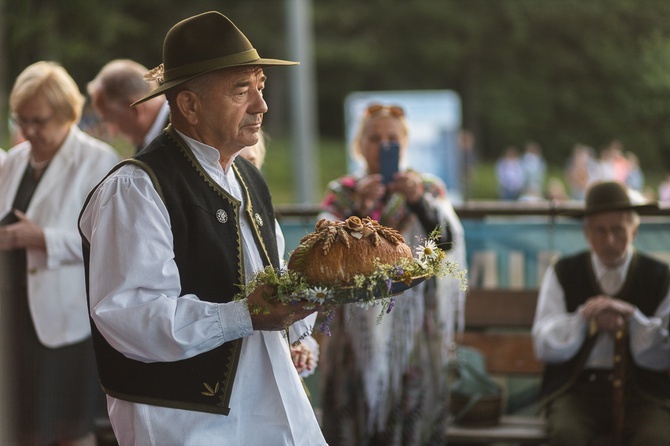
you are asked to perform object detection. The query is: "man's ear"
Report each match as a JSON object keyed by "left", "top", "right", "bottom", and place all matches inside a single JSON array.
[
  {"left": 174, "top": 91, "right": 200, "bottom": 125},
  {"left": 128, "top": 103, "right": 142, "bottom": 120}
]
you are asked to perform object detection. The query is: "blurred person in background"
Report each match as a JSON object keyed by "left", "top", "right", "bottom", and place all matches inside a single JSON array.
[
  {"left": 565, "top": 143, "right": 597, "bottom": 200},
  {"left": 238, "top": 129, "right": 268, "bottom": 171},
  {"left": 495, "top": 145, "right": 524, "bottom": 200},
  {"left": 624, "top": 151, "right": 644, "bottom": 193},
  {"left": 658, "top": 172, "right": 670, "bottom": 203},
  {"left": 318, "top": 103, "right": 466, "bottom": 446},
  {"left": 0, "top": 61, "right": 120, "bottom": 446},
  {"left": 533, "top": 181, "right": 670, "bottom": 445},
  {"left": 608, "top": 140, "right": 630, "bottom": 184},
  {"left": 520, "top": 141, "right": 547, "bottom": 199},
  {"left": 458, "top": 128, "right": 477, "bottom": 200},
  {"left": 87, "top": 59, "right": 170, "bottom": 153},
  {"left": 546, "top": 177, "right": 569, "bottom": 202},
  {"left": 591, "top": 141, "right": 630, "bottom": 185}
]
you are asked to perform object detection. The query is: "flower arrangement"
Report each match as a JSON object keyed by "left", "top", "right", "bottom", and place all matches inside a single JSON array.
[{"left": 235, "top": 217, "right": 467, "bottom": 334}]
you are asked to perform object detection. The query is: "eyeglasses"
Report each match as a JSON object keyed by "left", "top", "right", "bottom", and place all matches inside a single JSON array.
[
  {"left": 364, "top": 103, "right": 405, "bottom": 118},
  {"left": 10, "top": 113, "right": 55, "bottom": 129}
]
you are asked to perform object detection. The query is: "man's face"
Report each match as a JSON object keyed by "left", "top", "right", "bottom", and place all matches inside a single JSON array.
[
  {"left": 92, "top": 93, "right": 140, "bottom": 145},
  {"left": 583, "top": 210, "right": 638, "bottom": 267},
  {"left": 194, "top": 67, "right": 268, "bottom": 152}
]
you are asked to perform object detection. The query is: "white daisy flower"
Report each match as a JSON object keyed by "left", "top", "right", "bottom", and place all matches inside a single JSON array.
[
  {"left": 416, "top": 239, "right": 439, "bottom": 260},
  {"left": 308, "top": 286, "right": 330, "bottom": 304}
]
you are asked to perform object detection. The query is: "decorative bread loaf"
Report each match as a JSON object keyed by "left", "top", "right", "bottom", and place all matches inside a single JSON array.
[{"left": 287, "top": 216, "right": 413, "bottom": 286}]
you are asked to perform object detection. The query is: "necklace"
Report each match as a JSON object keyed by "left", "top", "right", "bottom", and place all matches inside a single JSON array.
[{"left": 29, "top": 155, "right": 50, "bottom": 170}]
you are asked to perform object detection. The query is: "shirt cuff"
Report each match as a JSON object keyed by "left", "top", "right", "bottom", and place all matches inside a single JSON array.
[
  {"left": 628, "top": 308, "right": 648, "bottom": 333},
  {"left": 218, "top": 299, "right": 254, "bottom": 342}
]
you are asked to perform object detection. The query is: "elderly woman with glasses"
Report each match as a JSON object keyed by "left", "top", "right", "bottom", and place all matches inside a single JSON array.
[
  {"left": 0, "top": 61, "right": 119, "bottom": 446},
  {"left": 318, "top": 103, "right": 466, "bottom": 446}
]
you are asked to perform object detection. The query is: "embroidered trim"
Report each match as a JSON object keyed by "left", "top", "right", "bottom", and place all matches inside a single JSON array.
[
  {"left": 165, "top": 126, "right": 239, "bottom": 206},
  {"left": 233, "top": 162, "right": 272, "bottom": 269},
  {"left": 166, "top": 126, "right": 246, "bottom": 300}
]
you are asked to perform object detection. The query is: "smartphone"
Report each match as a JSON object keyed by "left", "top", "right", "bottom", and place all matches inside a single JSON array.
[{"left": 380, "top": 141, "right": 400, "bottom": 184}]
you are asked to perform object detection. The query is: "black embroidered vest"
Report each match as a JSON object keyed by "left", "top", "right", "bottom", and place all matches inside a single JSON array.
[
  {"left": 81, "top": 127, "right": 279, "bottom": 414},
  {"left": 540, "top": 250, "right": 670, "bottom": 402}
]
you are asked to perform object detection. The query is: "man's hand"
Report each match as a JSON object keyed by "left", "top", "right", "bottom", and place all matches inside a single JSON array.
[
  {"left": 581, "top": 295, "right": 635, "bottom": 333},
  {"left": 0, "top": 210, "right": 46, "bottom": 251},
  {"left": 246, "top": 285, "right": 319, "bottom": 331}
]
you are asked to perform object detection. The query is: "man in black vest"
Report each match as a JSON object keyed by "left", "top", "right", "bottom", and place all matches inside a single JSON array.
[
  {"left": 79, "top": 11, "right": 326, "bottom": 446},
  {"left": 532, "top": 181, "right": 670, "bottom": 445},
  {"left": 87, "top": 59, "right": 171, "bottom": 153}
]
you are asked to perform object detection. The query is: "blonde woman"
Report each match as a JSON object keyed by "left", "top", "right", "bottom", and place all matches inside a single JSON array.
[{"left": 0, "top": 61, "right": 119, "bottom": 446}]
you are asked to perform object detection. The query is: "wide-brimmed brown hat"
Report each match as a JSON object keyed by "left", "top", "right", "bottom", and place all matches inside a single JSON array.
[
  {"left": 567, "top": 180, "right": 658, "bottom": 217},
  {"left": 132, "top": 11, "right": 297, "bottom": 106}
]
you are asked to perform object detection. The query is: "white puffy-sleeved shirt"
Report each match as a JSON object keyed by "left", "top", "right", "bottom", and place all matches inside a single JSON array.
[
  {"left": 532, "top": 248, "right": 670, "bottom": 371},
  {"left": 79, "top": 131, "right": 326, "bottom": 446}
]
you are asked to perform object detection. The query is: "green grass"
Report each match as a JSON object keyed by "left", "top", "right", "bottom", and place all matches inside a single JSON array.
[{"left": 262, "top": 136, "right": 348, "bottom": 204}]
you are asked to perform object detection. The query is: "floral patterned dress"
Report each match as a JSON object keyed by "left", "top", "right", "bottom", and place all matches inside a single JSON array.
[{"left": 318, "top": 170, "right": 466, "bottom": 446}]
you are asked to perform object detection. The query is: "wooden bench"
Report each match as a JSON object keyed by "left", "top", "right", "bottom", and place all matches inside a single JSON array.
[{"left": 445, "top": 287, "right": 548, "bottom": 445}]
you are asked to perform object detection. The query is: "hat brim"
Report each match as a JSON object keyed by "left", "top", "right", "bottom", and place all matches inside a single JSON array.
[
  {"left": 561, "top": 202, "right": 660, "bottom": 218},
  {"left": 131, "top": 58, "right": 298, "bottom": 106}
]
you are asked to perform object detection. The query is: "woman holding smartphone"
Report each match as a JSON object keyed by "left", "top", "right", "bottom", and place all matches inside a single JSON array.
[{"left": 318, "top": 103, "right": 466, "bottom": 446}]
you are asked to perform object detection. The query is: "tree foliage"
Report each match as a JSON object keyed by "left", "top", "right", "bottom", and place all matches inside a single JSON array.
[
  {"left": 3, "top": 0, "right": 670, "bottom": 171},
  {"left": 313, "top": 0, "right": 670, "bottom": 168}
]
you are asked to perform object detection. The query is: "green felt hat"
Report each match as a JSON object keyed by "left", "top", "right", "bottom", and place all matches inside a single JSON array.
[
  {"left": 576, "top": 181, "right": 658, "bottom": 217},
  {"left": 132, "top": 11, "right": 297, "bottom": 106}
]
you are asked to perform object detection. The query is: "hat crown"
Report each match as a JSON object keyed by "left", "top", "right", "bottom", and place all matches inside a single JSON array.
[
  {"left": 163, "top": 12, "right": 255, "bottom": 83},
  {"left": 585, "top": 181, "right": 631, "bottom": 213},
  {"left": 131, "top": 11, "right": 297, "bottom": 106},
  {"left": 583, "top": 181, "right": 658, "bottom": 216}
]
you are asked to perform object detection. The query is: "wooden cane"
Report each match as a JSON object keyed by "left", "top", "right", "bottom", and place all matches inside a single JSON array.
[{"left": 611, "top": 325, "right": 627, "bottom": 446}]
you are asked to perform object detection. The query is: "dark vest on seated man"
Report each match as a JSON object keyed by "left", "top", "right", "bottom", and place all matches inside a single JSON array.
[
  {"left": 82, "top": 126, "right": 279, "bottom": 415},
  {"left": 540, "top": 250, "right": 670, "bottom": 403}
]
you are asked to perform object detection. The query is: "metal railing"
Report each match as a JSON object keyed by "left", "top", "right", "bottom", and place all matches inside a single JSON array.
[{"left": 275, "top": 200, "right": 670, "bottom": 220}]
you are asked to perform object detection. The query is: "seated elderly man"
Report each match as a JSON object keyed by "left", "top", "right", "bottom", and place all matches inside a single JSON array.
[{"left": 533, "top": 181, "right": 670, "bottom": 446}]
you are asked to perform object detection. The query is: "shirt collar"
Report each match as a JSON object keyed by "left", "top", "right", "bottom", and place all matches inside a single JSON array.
[
  {"left": 174, "top": 129, "right": 225, "bottom": 170},
  {"left": 591, "top": 247, "right": 633, "bottom": 279}
]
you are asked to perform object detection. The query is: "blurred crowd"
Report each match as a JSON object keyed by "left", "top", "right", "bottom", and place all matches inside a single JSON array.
[{"left": 492, "top": 139, "right": 665, "bottom": 203}]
